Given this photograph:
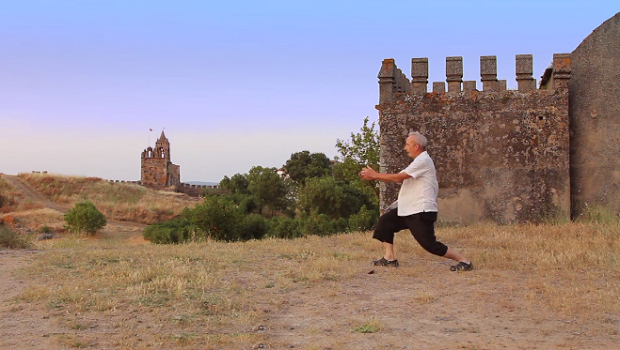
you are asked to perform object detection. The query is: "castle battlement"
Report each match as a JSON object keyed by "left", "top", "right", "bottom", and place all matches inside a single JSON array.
[
  {"left": 378, "top": 53, "right": 572, "bottom": 103},
  {"left": 376, "top": 53, "right": 574, "bottom": 224}
]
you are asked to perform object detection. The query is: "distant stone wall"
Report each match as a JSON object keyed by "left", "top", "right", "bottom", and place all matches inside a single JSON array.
[
  {"left": 377, "top": 54, "right": 571, "bottom": 224},
  {"left": 169, "top": 164, "right": 180, "bottom": 186},
  {"left": 569, "top": 12, "right": 620, "bottom": 216},
  {"left": 175, "top": 183, "right": 221, "bottom": 197}
]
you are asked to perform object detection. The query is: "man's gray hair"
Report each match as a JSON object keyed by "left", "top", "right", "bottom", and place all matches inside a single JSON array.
[{"left": 408, "top": 131, "right": 428, "bottom": 149}]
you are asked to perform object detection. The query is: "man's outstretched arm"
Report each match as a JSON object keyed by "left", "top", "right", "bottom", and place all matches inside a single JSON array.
[{"left": 359, "top": 167, "right": 410, "bottom": 183}]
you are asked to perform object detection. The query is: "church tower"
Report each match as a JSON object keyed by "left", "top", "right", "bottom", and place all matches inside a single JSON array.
[
  {"left": 154, "top": 131, "right": 171, "bottom": 161},
  {"left": 140, "top": 130, "right": 180, "bottom": 188}
]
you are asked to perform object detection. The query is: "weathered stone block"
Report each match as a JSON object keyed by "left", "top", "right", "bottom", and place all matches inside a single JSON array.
[
  {"left": 481, "top": 56, "right": 498, "bottom": 91},
  {"left": 433, "top": 82, "right": 445, "bottom": 93},
  {"left": 411, "top": 57, "right": 428, "bottom": 92},
  {"left": 463, "top": 81, "right": 477, "bottom": 92},
  {"left": 516, "top": 54, "right": 535, "bottom": 92},
  {"left": 446, "top": 57, "right": 463, "bottom": 92}
]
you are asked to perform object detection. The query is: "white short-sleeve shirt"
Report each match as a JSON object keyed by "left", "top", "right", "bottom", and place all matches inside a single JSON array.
[{"left": 397, "top": 151, "right": 439, "bottom": 216}]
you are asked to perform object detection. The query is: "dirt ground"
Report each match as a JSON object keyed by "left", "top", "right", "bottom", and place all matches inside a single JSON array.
[
  {"left": 1, "top": 249, "right": 618, "bottom": 350},
  {"left": 1, "top": 174, "right": 618, "bottom": 349}
]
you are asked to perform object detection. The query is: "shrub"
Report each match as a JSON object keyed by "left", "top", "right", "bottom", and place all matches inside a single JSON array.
[
  {"left": 348, "top": 205, "right": 379, "bottom": 232},
  {"left": 0, "top": 226, "right": 32, "bottom": 249},
  {"left": 143, "top": 217, "right": 196, "bottom": 244},
  {"left": 301, "top": 212, "right": 348, "bottom": 236},
  {"left": 242, "top": 214, "right": 268, "bottom": 240},
  {"left": 184, "top": 196, "right": 246, "bottom": 241},
  {"left": 266, "top": 217, "right": 303, "bottom": 239},
  {"left": 64, "top": 201, "right": 107, "bottom": 235}
]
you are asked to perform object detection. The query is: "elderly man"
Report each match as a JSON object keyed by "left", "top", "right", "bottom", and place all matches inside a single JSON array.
[{"left": 359, "top": 132, "right": 473, "bottom": 271}]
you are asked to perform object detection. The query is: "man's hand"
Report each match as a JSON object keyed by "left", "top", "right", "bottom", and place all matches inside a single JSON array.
[{"left": 359, "top": 167, "right": 378, "bottom": 180}]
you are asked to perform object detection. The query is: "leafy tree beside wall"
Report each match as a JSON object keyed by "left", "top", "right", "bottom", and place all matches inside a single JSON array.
[
  {"left": 334, "top": 116, "right": 380, "bottom": 201},
  {"left": 297, "top": 176, "right": 374, "bottom": 220}
]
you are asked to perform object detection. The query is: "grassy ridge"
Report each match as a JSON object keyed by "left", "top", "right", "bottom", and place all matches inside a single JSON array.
[{"left": 17, "top": 173, "right": 198, "bottom": 224}]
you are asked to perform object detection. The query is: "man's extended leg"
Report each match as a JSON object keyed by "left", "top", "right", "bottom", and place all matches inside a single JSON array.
[
  {"left": 443, "top": 247, "right": 469, "bottom": 263},
  {"left": 405, "top": 212, "right": 473, "bottom": 271}
]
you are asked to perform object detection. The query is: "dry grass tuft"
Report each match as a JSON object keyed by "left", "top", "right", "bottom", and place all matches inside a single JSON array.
[{"left": 0, "top": 226, "right": 33, "bottom": 249}]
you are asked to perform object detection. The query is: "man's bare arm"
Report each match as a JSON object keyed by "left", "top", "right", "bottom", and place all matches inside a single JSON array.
[{"left": 359, "top": 167, "right": 410, "bottom": 183}]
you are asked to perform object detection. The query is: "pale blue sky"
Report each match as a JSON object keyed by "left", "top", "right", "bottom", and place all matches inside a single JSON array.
[{"left": 0, "top": 1, "right": 616, "bottom": 182}]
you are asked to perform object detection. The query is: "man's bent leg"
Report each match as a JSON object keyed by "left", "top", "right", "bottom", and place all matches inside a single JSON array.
[
  {"left": 383, "top": 242, "right": 395, "bottom": 260},
  {"left": 372, "top": 209, "right": 405, "bottom": 265}
]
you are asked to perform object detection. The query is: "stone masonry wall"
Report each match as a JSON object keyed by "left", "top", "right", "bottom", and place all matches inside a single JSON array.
[
  {"left": 569, "top": 12, "right": 620, "bottom": 217},
  {"left": 141, "top": 158, "right": 170, "bottom": 188},
  {"left": 377, "top": 54, "right": 571, "bottom": 224}
]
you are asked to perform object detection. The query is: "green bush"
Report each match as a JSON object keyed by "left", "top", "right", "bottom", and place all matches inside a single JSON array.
[
  {"left": 348, "top": 205, "right": 379, "bottom": 232},
  {"left": 266, "top": 217, "right": 304, "bottom": 239},
  {"left": 143, "top": 217, "right": 196, "bottom": 244},
  {"left": 0, "top": 226, "right": 32, "bottom": 249},
  {"left": 242, "top": 214, "right": 268, "bottom": 240},
  {"left": 301, "top": 212, "right": 348, "bottom": 236},
  {"left": 64, "top": 201, "right": 107, "bottom": 235},
  {"left": 184, "top": 196, "right": 246, "bottom": 241}
]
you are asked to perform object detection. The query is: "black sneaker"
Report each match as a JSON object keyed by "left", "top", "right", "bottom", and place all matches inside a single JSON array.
[
  {"left": 450, "top": 261, "right": 473, "bottom": 271},
  {"left": 372, "top": 257, "right": 399, "bottom": 267}
]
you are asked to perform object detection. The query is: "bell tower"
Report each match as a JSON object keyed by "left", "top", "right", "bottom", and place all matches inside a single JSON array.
[{"left": 154, "top": 130, "right": 171, "bottom": 161}]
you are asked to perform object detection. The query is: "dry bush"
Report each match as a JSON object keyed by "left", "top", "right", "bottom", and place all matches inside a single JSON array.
[
  {"left": 18, "top": 173, "right": 196, "bottom": 224},
  {"left": 0, "top": 226, "right": 33, "bottom": 249}
]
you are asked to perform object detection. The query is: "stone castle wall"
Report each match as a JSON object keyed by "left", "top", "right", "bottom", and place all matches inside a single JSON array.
[
  {"left": 377, "top": 54, "right": 571, "bottom": 224},
  {"left": 569, "top": 12, "right": 620, "bottom": 217}
]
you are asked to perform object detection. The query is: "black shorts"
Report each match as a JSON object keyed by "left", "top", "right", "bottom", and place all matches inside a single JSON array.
[{"left": 373, "top": 209, "right": 448, "bottom": 257}]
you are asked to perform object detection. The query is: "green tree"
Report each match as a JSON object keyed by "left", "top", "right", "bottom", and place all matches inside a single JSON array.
[
  {"left": 220, "top": 173, "right": 258, "bottom": 213},
  {"left": 247, "top": 166, "right": 291, "bottom": 216},
  {"left": 64, "top": 201, "right": 107, "bottom": 235},
  {"left": 283, "top": 151, "right": 332, "bottom": 185},
  {"left": 334, "top": 116, "right": 380, "bottom": 200},
  {"left": 220, "top": 173, "right": 250, "bottom": 195},
  {"left": 297, "top": 176, "right": 374, "bottom": 220}
]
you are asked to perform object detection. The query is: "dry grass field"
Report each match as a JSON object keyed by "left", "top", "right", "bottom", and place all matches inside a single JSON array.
[{"left": 1, "top": 173, "right": 619, "bottom": 349}]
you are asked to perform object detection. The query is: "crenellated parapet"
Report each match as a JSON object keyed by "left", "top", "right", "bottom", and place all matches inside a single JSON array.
[{"left": 378, "top": 53, "right": 571, "bottom": 101}]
